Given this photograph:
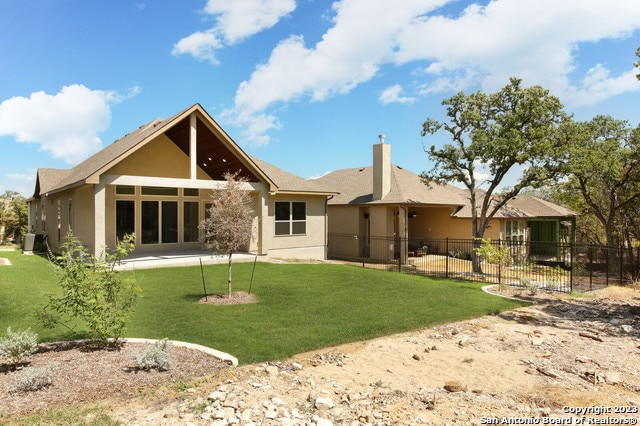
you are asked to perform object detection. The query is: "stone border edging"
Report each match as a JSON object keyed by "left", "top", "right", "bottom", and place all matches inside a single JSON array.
[
  {"left": 40, "top": 338, "right": 238, "bottom": 366},
  {"left": 481, "top": 284, "right": 532, "bottom": 303},
  {"left": 123, "top": 338, "right": 238, "bottom": 366}
]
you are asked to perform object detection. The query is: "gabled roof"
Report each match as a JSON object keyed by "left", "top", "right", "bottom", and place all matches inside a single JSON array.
[
  {"left": 313, "top": 164, "right": 466, "bottom": 206},
  {"left": 452, "top": 192, "right": 577, "bottom": 219},
  {"left": 31, "top": 104, "right": 332, "bottom": 198}
]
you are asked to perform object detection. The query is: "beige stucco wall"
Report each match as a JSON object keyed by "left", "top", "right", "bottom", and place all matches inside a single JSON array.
[
  {"left": 261, "top": 193, "right": 327, "bottom": 260},
  {"left": 107, "top": 135, "right": 206, "bottom": 179},
  {"left": 326, "top": 205, "right": 360, "bottom": 257}
]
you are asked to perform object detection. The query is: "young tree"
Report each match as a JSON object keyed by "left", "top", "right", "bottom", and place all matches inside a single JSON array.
[
  {"left": 36, "top": 233, "right": 139, "bottom": 346},
  {"left": 200, "top": 171, "right": 255, "bottom": 298},
  {"left": 420, "top": 78, "right": 566, "bottom": 272}
]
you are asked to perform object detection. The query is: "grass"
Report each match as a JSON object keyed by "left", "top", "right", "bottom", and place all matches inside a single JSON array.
[{"left": 0, "top": 250, "right": 527, "bottom": 364}]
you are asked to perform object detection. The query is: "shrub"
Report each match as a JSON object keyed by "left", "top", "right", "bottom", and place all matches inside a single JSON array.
[
  {"left": 130, "top": 338, "right": 172, "bottom": 371},
  {"left": 546, "top": 279, "right": 559, "bottom": 292},
  {"left": 12, "top": 363, "right": 58, "bottom": 392},
  {"left": 0, "top": 327, "right": 38, "bottom": 366},
  {"left": 36, "top": 233, "right": 140, "bottom": 347}
]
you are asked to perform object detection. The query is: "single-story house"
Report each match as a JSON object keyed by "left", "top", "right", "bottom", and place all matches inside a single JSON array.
[
  {"left": 27, "top": 104, "right": 335, "bottom": 260},
  {"left": 313, "top": 137, "right": 577, "bottom": 262}
]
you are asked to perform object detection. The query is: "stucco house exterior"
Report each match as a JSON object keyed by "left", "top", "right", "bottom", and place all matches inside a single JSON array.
[
  {"left": 27, "top": 104, "right": 335, "bottom": 260},
  {"left": 314, "top": 137, "right": 576, "bottom": 263}
]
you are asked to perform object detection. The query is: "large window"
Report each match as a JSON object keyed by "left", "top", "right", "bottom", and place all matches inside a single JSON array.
[
  {"left": 141, "top": 187, "right": 178, "bottom": 196},
  {"left": 141, "top": 201, "right": 159, "bottom": 244},
  {"left": 141, "top": 201, "right": 179, "bottom": 244},
  {"left": 116, "top": 200, "right": 135, "bottom": 241},
  {"left": 275, "top": 201, "right": 306, "bottom": 236},
  {"left": 506, "top": 220, "right": 526, "bottom": 243},
  {"left": 183, "top": 202, "right": 199, "bottom": 242},
  {"left": 162, "top": 201, "right": 178, "bottom": 243}
]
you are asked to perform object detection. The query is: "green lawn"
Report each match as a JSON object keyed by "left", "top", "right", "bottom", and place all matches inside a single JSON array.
[{"left": 0, "top": 251, "right": 527, "bottom": 364}]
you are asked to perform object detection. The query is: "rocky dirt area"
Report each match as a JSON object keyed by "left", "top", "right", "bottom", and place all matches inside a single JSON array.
[{"left": 2, "top": 285, "right": 640, "bottom": 425}]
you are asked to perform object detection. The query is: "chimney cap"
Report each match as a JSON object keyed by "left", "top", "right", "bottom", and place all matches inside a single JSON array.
[{"left": 378, "top": 134, "right": 385, "bottom": 144}]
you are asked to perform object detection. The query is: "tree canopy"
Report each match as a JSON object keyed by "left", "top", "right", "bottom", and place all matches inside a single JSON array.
[
  {"left": 552, "top": 115, "right": 640, "bottom": 247},
  {"left": 0, "top": 190, "right": 28, "bottom": 243},
  {"left": 420, "top": 78, "right": 567, "bottom": 243}
]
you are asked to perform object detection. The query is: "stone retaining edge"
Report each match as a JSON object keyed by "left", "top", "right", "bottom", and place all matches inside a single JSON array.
[{"left": 41, "top": 337, "right": 239, "bottom": 366}]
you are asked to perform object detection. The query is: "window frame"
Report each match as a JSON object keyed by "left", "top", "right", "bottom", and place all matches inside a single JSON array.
[
  {"left": 274, "top": 201, "right": 307, "bottom": 236},
  {"left": 505, "top": 219, "right": 526, "bottom": 243}
]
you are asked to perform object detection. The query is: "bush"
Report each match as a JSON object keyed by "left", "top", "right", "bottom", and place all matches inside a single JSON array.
[
  {"left": 12, "top": 363, "right": 58, "bottom": 392},
  {"left": 130, "top": 338, "right": 172, "bottom": 371},
  {"left": 0, "top": 327, "right": 38, "bottom": 366},
  {"left": 36, "top": 233, "right": 139, "bottom": 347}
]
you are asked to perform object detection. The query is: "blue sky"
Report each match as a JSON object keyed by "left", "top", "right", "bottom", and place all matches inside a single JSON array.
[{"left": 1, "top": 0, "right": 639, "bottom": 196}]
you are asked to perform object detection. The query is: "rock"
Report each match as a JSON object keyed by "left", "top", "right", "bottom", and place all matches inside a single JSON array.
[
  {"left": 458, "top": 335, "right": 472, "bottom": 347},
  {"left": 265, "top": 365, "right": 279, "bottom": 375},
  {"left": 412, "top": 354, "right": 422, "bottom": 361},
  {"left": 223, "top": 394, "right": 239, "bottom": 409},
  {"left": 604, "top": 371, "right": 621, "bottom": 385},
  {"left": 575, "top": 355, "right": 592, "bottom": 363},
  {"left": 315, "top": 396, "right": 335, "bottom": 410},
  {"left": 531, "top": 338, "right": 544, "bottom": 346},
  {"left": 264, "top": 406, "right": 278, "bottom": 419},
  {"left": 621, "top": 325, "right": 634, "bottom": 333},
  {"left": 208, "top": 390, "right": 227, "bottom": 401},
  {"left": 315, "top": 417, "right": 333, "bottom": 426}
]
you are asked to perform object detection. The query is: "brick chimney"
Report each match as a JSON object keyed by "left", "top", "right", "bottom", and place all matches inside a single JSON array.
[{"left": 373, "top": 134, "right": 391, "bottom": 201}]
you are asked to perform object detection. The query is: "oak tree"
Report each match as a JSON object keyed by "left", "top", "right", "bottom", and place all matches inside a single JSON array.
[{"left": 420, "top": 78, "right": 566, "bottom": 272}]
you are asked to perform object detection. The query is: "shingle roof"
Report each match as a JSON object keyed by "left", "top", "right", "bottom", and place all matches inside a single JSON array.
[
  {"left": 453, "top": 192, "right": 576, "bottom": 218},
  {"left": 314, "top": 163, "right": 576, "bottom": 219},
  {"left": 249, "top": 156, "right": 336, "bottom": 194},
  {"left": 32, "top": 107, "right": 188, "bottom": 197},
  {"left": 313, "top": 164, "right": 466, "bottom": 206}
]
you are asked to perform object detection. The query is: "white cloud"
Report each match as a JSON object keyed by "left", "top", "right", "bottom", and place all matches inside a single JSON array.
[
  {"left": 0, "top": 84, "right": 131, "bottom": 164},
  {"left": 172, "top": 31, "right": 223, "bottom": 64},
  {"left": 394, "top": 0, "right": 640, "bottom": 101},
  {"left": 172, "top": 0, "right": 296, "bottom": 64},
  {"left": 215, "top": 0, "right": 640, "bottom": 144},
  {"left": 204, "top": 0, "right": 296, "bottom": 44},
  {"left": 379, "top": 85, "right": 416, "bottom": 105},
  {"left": 565, "top": 65, "right": 640, "bottom": 106},
  {"left": 224, "top": 0, "right": 448, "bottom": 143}
]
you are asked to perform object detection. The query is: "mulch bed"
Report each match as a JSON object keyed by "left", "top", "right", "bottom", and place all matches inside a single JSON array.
[{"left": 0, "top": 340, "right": 231, "bottom": 416}]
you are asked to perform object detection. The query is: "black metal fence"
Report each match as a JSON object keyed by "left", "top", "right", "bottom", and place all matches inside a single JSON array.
[{"left": 327, "top": 233, "right": 640, "bottom": 293}]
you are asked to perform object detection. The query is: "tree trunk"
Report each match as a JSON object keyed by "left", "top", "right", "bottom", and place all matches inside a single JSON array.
[
  {"left": 472, "top": 237, "right": 483, "bottom": 274},
  {"left": 227, "top": 251, "right": 233, "bottom": 299}
]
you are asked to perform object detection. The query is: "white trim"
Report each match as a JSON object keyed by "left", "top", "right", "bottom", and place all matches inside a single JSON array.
[
  {"left": 103, "top": 174, "right": 260, "bottom": 191},
  {"left": 94, "top": 177, "right": 106, "bottom": 256},
  {"left": 190, "top": 113, "right": 197, "bottom": 179}
]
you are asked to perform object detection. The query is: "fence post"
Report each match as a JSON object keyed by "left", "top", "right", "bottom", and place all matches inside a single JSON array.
[
  {"left": 397, "top": 235, "right": 402, "bottom": 273},
  {"left": 497, "top": 239, "right": 502, "bottom": 288},
  {"left": 569, "top": 241, "right": 574, "bottom": 293},
  {"left": 445, "top": 238, "right": 449, "bottom": 279},
  {"left": 619, "top": 245, "right": 624, "bottom": 286}
]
